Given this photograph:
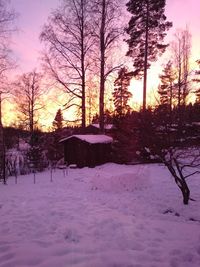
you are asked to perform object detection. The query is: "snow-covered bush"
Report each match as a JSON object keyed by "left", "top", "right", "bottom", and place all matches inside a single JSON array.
[
  {"left": 6, "top": 149, "right": 27, "bottom": 176},
  {"left": 6, "top": 138, "right": 48, "bottom": 176}
]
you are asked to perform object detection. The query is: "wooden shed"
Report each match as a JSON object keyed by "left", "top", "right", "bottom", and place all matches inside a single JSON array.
[{"left": 59, "top": 134, "right": 113, "bottom": 168}]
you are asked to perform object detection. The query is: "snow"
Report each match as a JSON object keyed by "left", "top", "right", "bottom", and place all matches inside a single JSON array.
[
  {"left": 18, "top": 139, "right": 30, "bottom": 151},
  {"left": 91, "top": 124, "right": 114, "bottom": 130},
  {"left": 0, "top": 163, "right": 200, "bottom": 267},
  {"left": 192, "top": 122, "right": 200, "bottom": 126},
  {"left": 6, "top": 149, "right": 26, "bottom": 175},
  {"left": 60, "top": 134, "right": 113, "bottom": 144}
]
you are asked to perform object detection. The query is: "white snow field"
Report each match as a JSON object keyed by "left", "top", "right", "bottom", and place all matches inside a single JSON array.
[{"left": 0, "top": 163, "right": 200, "bottom": 267}]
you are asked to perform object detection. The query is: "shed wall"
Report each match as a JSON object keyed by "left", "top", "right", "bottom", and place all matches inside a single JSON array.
[{"left": 63, "top": 137, "right": 112, "bottom": 167}]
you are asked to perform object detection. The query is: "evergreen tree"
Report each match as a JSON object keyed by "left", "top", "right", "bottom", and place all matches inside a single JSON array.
[
  {"left": 194, "top": 87, "right": 200, "bottom": 104},
  {"left": 0, "top": 121, "right": 6, "bottom": 184},
  {"left": 112, "top": 111, "right": 140, "bottom": 163},
  {"left": 126, "top": 0, "right": 172, "bottom": 110},
  {"left": 53, "top": 109, "right": 64, "bottom": 130},
  {"left": 193, "top": 60, "right": 200, "bottom": 103},
  {"left": 158, "top": 61, "right": 176, "bottom": 111},
  {"left": 27, "top": 131, "right": 46, "bottom": 173},
  {"left": 112, "top": 67, "right": 133, "bottom": 117}
]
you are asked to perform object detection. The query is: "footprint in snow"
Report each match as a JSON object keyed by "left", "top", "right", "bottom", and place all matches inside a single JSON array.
[
  {"left": 196, "top": 246, "right": 200, "bottom": 255},
  {"left": 0, "top": 245, "right": 10, "bottom": 254},
  {"left": 0, "top": 252, "right": 15, "bottom": 262},
  {"left": 65, "top": 229, "right": 80, "bottom": 243},
  {"left": 170, "top": 249, "right": 182, "bottom": 256},
  {"left": 154, "top": 227, "right": 165, "bottom": 234}
]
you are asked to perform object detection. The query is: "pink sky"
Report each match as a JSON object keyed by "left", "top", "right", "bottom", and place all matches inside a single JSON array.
[
  {"left": 10, "top": 0, "right": 60, "bottom": 73},
  {"left": 10, "top": 0, "right": 200, "bottom": 74},
  {"left": 4, "top": 0, "right": 200, "bottom": 127},
  {"left": 166, "top": 0, "right": 200, "bottom": 57}
]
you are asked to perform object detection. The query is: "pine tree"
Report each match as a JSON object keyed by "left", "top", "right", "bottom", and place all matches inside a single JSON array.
[
  {"left": 193, "top": 60, "right": 200, "bottom": 103},
  {"left": 195, "top": 88, "right": 200, "bottom": 104},
  {"left": 0, "top": 92, "right": 6, "bottom": 184},
  {"left": 126, "top": 0, "right": 172, "bottom": 110},
  {"left": 53, "top": 109, "right": 64, "bottom": 130},
  {"left": 0, "top": 122, "right": 6, "bottom": 184},
  {"left": 158, "top": 61, "right": 176, "bottom": 111},
  {"left": 27, "top": 131, "right": 46, "bottom": 173},
  {"left": 112, "top": 67, "right": 133, "bottom": 117},
  {"left": 112, "top": 112, "right": 139, "bottom": 163}
]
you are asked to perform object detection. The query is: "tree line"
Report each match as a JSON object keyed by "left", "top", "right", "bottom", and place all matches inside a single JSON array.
[
  {"left": 0, "top": 0, "right": 174, "bottom": 133},
  {"left": 1, "top": 0, "right": 200, "bottom": 132}
]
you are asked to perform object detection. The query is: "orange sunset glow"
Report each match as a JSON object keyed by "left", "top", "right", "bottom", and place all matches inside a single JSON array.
[{"left": 0, "top": 0, "right": 199, "bottom": 130}]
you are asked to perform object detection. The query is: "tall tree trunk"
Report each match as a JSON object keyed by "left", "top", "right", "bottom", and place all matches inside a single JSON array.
[
  {"left": 81, "top": 0, "right": 86, "bottom": 128},
  {"left": 143, "top": 0, "right": 149, "bottom": 111},
  {"left": 81, "top": 71, "right": 86, "bottom": 128},
  {"left": 99, "top": 0, "right": 106, "bottom": 133},
  {"left": 177, "top": 40, "right": 182, "bottom": 109},
  {"left": 178, "top": 179, "right": 190, "bottom": 205},
  {"left": 0, "top": 91, "right": 2, "bottom": 126},
  {"left": 182, "top": 29, "right": 190, "bottom": 106},
  {"left": 169, "top": 82, "right": 173, "bottom": 125},
  {"left": 182, "top": 185, "right": 190, "bottom": 205},
  {"left": 177, "top": 39, "right": 182, "bottom": 137},
  {"left": 0, "top": 92, "right": 6, "bottom": 184},
  {"left": 30, "top": 97, "right": 34, "bottom": 134}
]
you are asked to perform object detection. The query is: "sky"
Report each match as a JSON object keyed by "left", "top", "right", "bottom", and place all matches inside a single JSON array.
[
  {"left": 166, "top": 0, "right": 200, "bottom": 57},
  {"left": 9, "top": 0, "right": 200, "bottom": 73},
  {"left": 10, "top": 0, "right": 60, "bottom": 73},
  {"left": 5, "top": 0, "right": 200, "bottom": 128}
]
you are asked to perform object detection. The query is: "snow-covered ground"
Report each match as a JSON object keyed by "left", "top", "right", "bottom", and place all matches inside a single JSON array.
[{"left": 0, "top": 163, "right": 200, "bottom": 267}]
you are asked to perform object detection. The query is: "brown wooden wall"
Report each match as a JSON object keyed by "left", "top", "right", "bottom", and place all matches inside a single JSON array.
[{"left": 63, "top": 137, "right": 112, "bottom": 167}]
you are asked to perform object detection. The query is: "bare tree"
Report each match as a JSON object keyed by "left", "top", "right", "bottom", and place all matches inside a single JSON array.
[
  {"left": 41, "top": 0, "right": 94, "bottom": 128},
  {"left": 137, "top": 110, "right": 200, "bottom": 205},
  {"left": 0, "top": 91, "right": 6, "bottom": 184},
  {"left": 92, "top": 0, "right": 122, "bottom": 132},
  {"left": 171, "top": 27, "right": 192, "bottom": 107},
  {"left": 0, "top": 0, "right": 17, "bottom": 123},
  {"left": 13, "top": 70, "right": 44, "bottom": 133},
  {"left": 0, "top": 0, "right": 16, "bottom": 184},
  {"left": 156, "top": 147, "right": 200, "bottom": 205}
]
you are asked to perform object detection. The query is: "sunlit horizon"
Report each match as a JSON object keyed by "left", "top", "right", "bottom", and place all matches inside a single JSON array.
[{"left": 2, "top": 0, "right": 200, "bottom": 131}]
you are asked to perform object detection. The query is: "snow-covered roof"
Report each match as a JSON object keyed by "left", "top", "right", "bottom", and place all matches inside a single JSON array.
[
  {"left": 18, "top": 139, "right": 30, "bottom": 151},
  {"left": 60, "top": 134, "right": 113, "bottom": 144},
  {"left": 91, "top": 124, "right": 113, "bottom": 130},
  {"left": 192, "top": 122, "right": 200, "bottom": 126}
]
